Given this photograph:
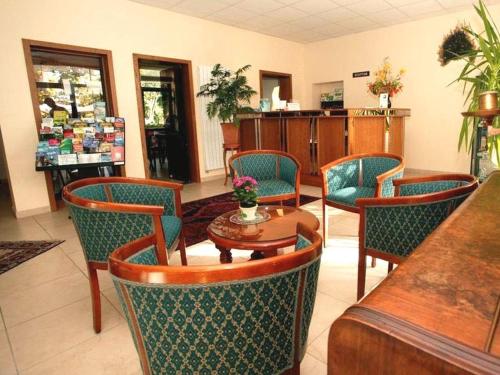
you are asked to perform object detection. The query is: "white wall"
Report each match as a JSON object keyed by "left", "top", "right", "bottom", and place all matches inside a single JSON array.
[
  {"left": 0, "top": 0, "right": 305, "bottom": 216},
  {"left": 304, "top": 4, "right": 500, "bottom": 173}
]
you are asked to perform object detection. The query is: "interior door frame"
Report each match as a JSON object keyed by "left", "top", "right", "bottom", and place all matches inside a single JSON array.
[
  {"left": 133, "top": 53, "right": 200, "bottom": 183},
  {"left": 22, "top": 39, "right": 120, "bottom": 212},
  {"left": 259, "top": 70, "right": 293, "bottom": 101}
]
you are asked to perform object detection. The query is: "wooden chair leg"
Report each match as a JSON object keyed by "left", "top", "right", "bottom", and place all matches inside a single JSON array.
[
  {"left": 223, "top": 148, "right": 228, "bottom": 186},
  {"left": 295, "top": 192, "right": 300, "bottom": 208},
  {"left": 87, "top": 264, "right": 101, "bottom": 334},
  {"left": 371, "top": 257, "right": 377, "bottom": 268},
  {"left": 322, "top": 203, "right": 328, "bottom": 248},
  {"left": 357, "top": 250, "right": 367, "bottom": 301},
  {"left": 388, "top": 262, "right": 393, "bottom": 273},
  {"left": 178, "top": 235, "right": 188, "bottom": 266}
]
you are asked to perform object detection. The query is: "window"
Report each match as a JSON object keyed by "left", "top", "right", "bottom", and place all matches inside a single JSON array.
[
  {"left": 31, "top": 50, "right": 109, "bottom": 120},
  {"left": 139, "top": 65, "right": 179, "bottom": 130}
]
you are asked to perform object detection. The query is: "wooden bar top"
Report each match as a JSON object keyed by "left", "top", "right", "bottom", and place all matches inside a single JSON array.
[{"left": 361, "top": 171, "right": 500, "bottom": 355}]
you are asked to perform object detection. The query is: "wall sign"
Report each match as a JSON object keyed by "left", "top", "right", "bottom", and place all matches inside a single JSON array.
[{"left": 352, "top": 71, "right": 370, "bottom": 78}]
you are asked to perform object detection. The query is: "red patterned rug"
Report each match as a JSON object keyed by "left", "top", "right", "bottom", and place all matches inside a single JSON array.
[
  {"left": 0, "top": 240, "right": 64, "bottom": 274},
  {"left": 181, "top": 192, "right": 319, "bottom": 247}
]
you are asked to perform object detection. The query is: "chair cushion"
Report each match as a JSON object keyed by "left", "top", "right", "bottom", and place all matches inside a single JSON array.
[
  {"left": 326, "top": 186, "right": 375, "bottom": 207},
  {"left": 160, "top": 215, "right": 182, "bottom": 249},
  {"left": 257, "top": 179, "right": 295, "bottom": 198}
]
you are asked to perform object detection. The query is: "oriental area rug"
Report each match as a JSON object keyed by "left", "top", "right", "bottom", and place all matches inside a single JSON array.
[
  {"left": 0, "top": 240, "right": 64, "bottom": 274},
  {"left": 181, "top": 192, "right": 319, "bottom": 247}
]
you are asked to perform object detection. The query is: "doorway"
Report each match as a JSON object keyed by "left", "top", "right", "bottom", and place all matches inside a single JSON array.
[
  {"left": 133, "top": 54, "right": 200, "bottom": 183},
  {"left": 259, "top": 70, "right": 293, "bottom": 106}
]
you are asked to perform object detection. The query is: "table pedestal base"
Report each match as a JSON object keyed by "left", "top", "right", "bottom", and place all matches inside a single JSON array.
[{"left": 216, "top": 246, "right": 278, "bottom": 264}]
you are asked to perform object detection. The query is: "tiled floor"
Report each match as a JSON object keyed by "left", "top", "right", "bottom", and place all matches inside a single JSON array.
[{"left": 0, "top": 179, "right": 390, "bottom": 374}]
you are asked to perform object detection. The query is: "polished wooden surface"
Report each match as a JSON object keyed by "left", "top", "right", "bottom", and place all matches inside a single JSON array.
[
  {"left": 286, "top": 118, "right": 312, "bottom": 175},
  {"left": 328, "top": 171, "right": 500, "bottom": 374},
  {"left": 348, "top": 116, "right": 385, "bottom": 154},
  {"left": 260, "top": 118, "right": 282, "bottom": 150},
  {"left": 239, "top": 109, "right": 410, "bottom": 186},
  {"left": 317, "top": 117, "right": 346, "bottom": 172},
  {"left": 207, "top": 205, "right": 319, "bottom": 263}
]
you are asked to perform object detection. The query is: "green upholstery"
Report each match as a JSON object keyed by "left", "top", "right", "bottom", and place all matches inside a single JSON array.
[
  {"left": 230, "top": 152, "right": 300, "bottom": 203},
  {"left": 362, "top": 181, "right": 474, "bottom": 258},
  {"left": 323, "top": 155, "right": 403, "bottom": 207},
  {"left": 361, "top": 157, "right": 400, "bottom": 188},
  {"left": 160, "top": 216, "right": 182, "bottom": 249},
  {"left": 295, "top": 234, "right": 312, "bottom": 250},
  {"left": 65, "top": 182, "right": 182, "bottom": 265},
  {"left": 257, "top": 180, "right": 295, "bottom": 198},
  {"left": 398, "top": 180, "right": 466, "bottom": 196},
  {"left": 325, "top": 159, "right": 360, "bottom": 194},
  {"left": 112, "top": 244, "right": 321, "bottom": 375},
  {"left": 109, "top": 183, "right": 177, "bottom": 216},
  {"left": 327, "top": 186, "right": 375, "bottom": 207}
]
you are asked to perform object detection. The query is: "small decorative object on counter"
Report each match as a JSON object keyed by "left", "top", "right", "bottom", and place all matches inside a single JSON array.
[
  {"left": 232, "top": 176, "right": 258, "bottom": 221},
  {"left": 367, "top": 57, "right": 405, "bottom": 107}
]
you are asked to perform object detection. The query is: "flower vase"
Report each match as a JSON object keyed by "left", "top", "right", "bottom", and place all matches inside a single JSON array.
[
  {"left": 240, "top": 204, "right": 257, "bottom": 221},
  {"left": 387, "top": 95, "right": 392, "bottom": 108}
]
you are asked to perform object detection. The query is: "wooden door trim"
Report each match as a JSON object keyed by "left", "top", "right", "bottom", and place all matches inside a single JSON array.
[
  {"left": 22, "top": 39, "right": 119, "bottom": 212},
  {"left": 132, "top": 53, "right": 200, "bottom": 183},
  {"left": 259, "top": 70, "right": 293, "bottom": 100}
]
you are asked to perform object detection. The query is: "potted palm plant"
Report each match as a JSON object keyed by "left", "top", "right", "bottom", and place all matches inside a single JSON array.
[
  {"left": 197, "top": 64, "right": 256, "bottom": 145},
  {"left": 439, "top": 0, "right": 500, "bottom": 163}
]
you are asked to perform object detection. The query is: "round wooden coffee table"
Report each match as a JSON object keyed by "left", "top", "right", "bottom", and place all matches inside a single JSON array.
[{"left": 207, "top": 205, "right": 319, "bottom": 263}]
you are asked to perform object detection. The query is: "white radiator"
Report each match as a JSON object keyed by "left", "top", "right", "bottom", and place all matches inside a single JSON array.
[{"left": 198, "top": 65, "right": 224, "bottom": 172}]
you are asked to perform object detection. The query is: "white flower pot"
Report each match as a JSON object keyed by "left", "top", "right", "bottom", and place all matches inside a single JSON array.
[{"left": 239, "top": 204, "right": 257, "bottom": 221}]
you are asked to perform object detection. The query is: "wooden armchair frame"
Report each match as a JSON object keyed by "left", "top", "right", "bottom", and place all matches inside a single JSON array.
[
  {"left": 356, "top": 174, "right": 478, "bottom": 300},
  {"left": 109, "top": 222, "right": 322, "bottom": 374},
  {"left": 63, "top": 176, "right": 186, "bottom": 333},
  {"left": 320, "top": 152, "right": 404, "bottom": 249},
  {"left": 228, "top": 149, "right": 301, "bottom": 207}
]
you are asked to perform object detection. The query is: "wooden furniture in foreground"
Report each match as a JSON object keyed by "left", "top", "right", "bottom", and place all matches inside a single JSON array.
[
  {"left": 238, "top": 108, "right": 410, "bottom": 186},
  {"left": 63, "top": 177, "right": 186, "bottom": 333},
  {"left": 320, "top": 153, "right": 404, "bottom": 250},
  {"left": 109, "top": 223, "right": 322, "bottom": 374},
  {"left": 328, "top": 171, "right": 500, "bottom": 375},
  {"left": 207, "top": 205, "right": 319, "bottom": 263},
  {"left": 229, "top": 149, "right": 301, "bottom": 207},
  {"left": 357, "top": 173, "right": 478, "bottom": 300}
]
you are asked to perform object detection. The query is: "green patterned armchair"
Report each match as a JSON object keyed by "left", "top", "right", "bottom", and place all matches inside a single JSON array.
[
  {"left": 229, "top": 150, "right": 301, "bottom": 207},
  {"left": 356, "top": 174, "right": 478, "bottom": 300},
  {"left": 63, "top": 177, "right": 186, "bottom": 333},
  {"left": 109, "top": 223, "right": 322, "bottom": 374},
  {"left": 320, "top": 153, "right": 404, "bottom": 248}
]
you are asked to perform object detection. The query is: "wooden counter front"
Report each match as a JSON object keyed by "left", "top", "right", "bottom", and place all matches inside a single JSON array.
[
  {"left": 239, "top": 108, "right": 410, "bottom": 186},
  {"left": 328, "top": 171, "right": 500, "bottom": 374}
]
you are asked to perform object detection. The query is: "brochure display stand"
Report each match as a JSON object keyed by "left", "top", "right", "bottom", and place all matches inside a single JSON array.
[{"left": 35, "top": 112, "right": 125, "bottom": 172}]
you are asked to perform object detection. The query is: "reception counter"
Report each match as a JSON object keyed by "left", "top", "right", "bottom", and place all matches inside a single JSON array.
[{"left": 238, "top": 108, "right": 411, "bottom": 186}]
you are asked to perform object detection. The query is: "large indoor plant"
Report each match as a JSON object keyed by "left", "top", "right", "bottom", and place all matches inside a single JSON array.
[
  {"left": 197, "top": 64, "right": 256, "bottom": 144},
  {"left": 439, "top": 0, "right": 500, "bottom": 163}
]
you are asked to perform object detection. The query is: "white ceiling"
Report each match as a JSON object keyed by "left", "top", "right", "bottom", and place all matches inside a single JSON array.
[{"left": 130, "top": 0, "right": 500, "bottom": 43}]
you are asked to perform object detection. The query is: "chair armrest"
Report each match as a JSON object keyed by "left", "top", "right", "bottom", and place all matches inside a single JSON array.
[
  {"left": 320, "top": 156, "right": 360, "bottom": 196},
  {"left": 392, "top": 174, "right": 476, "bottom": 196},
  {"left": 375, "top": 164, "right": 405, "bottom": 197}
]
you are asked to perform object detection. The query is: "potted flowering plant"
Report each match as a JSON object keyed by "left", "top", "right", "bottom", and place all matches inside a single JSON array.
[
  {"left": 367, "top": 57, "right": 405, "bottom": 107},
  {"left": 232, "top": 176, "right": 258, "bottom": 220}
]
